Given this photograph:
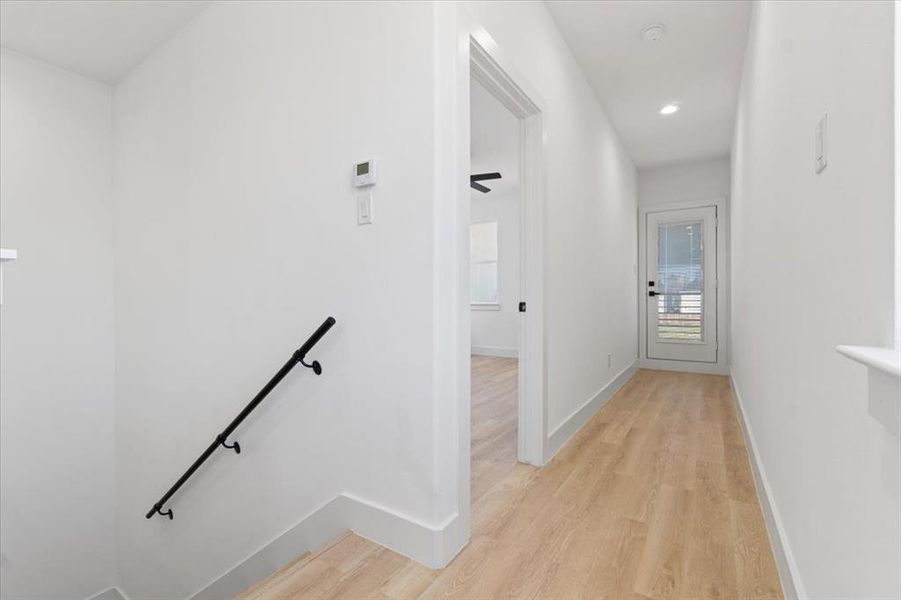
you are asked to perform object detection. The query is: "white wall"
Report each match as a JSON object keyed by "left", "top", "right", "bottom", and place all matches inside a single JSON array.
[
  {"left": 112, "top": 2, "right": 443, "bottom": 597},
  {"left": 896, "top": 0, "right": 901, "bottom": 351},
  {"left": 638, "top": 157, "right": 730, "bottom": 207},
  {"left": 0, "top": 49, "right": 117, "bottom": 599},
  {"left": 464, "top": 1, "right": 638, "bottom": 439},
  {"left": 731, "top": 2, "right": 899, "bottom": 597},
  {"left": 114, "top": 1, "right": 637, "bottom": 593},
  {"left": 1, "top": 2, "right": 639, "bottom": 596},
  {"left": 470, "top": 79, "right": 520, "bottom": 356}
]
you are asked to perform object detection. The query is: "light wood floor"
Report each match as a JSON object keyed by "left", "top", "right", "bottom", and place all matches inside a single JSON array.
[
  {"left": 236, "top": 368, "right": 782, "bottom": 600},
  {"left": 470, "top": 355, "right": 518, "bottom": 503}
]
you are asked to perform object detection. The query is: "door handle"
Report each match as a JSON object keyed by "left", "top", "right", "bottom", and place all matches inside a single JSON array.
[{"left": 648, "top": 291, "right": 657, "bottom": 297}]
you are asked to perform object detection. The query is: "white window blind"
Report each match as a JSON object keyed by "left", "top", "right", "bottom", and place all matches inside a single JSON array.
[
  {"left": 656, "top": 220, "right": 704, "bottom": 341},
  {"left": 471, "top": 221, "right": 498, "bottom": 304}
]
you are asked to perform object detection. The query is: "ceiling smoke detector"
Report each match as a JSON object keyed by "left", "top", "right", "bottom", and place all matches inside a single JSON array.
[{"left": 640, "top": 24, "right": 666, "bottom": 42}]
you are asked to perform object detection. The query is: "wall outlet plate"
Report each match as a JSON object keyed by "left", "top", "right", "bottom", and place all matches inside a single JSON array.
[{"left": 815, "top": 113, "right": 827, "bottom": 174}]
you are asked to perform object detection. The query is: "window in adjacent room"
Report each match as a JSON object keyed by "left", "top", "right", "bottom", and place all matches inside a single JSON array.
[{"left": 471, "top": 221, "right": 499, "bottom": 307}]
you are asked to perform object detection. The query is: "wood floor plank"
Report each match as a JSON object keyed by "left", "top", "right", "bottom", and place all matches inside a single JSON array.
[
  {"left": 731, "top": 500, "right": 782, "bottom": 600},
  {"left": 417, "top": 536, "right": 497, "bottom": 599},
  {"left": 582, "top": 517, "right": 649, "bottom": 599},
  {"left": 236, "top": 367, "right": 782, "bottom": 599},
  {"left": 379, "top": 560, "right": 437, "bottom": 599},
  {"left": 723, "top": 441, "right": 758, "bottom": 504},
  {"left": 233, "top": 551, "right": 316, "bottom": 600},
  {"left": 470, "top": 355, "right": 519, "bottom": 503},
  {"left": 633, "top": 483, "right": 693, "bottom": 599},
  {"left": 320, "top": 548, "right": 407, "bottom": 600},
  {"left": 317, "top": 534, "right": 383, "bottom": 574}
]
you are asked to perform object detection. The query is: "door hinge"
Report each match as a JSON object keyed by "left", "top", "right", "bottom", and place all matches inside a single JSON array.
[{"left": 519, "top": 301, "right": 527, "bottom": 313}]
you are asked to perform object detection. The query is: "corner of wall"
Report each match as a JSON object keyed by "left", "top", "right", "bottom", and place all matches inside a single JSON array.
[
  {"left": 188, "top": 492, "right": 463, "bottom": 600},
  {"left": 544, "top": 360, "right": 638, "bottom": 463},
  {"left": 87, "top": 587, "right": 129, "bottom": 600}
]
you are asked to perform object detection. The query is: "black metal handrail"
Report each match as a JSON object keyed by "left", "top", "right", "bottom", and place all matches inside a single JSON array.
[{"left": 145, "top": 316, "right": 337, "bottom": 520}]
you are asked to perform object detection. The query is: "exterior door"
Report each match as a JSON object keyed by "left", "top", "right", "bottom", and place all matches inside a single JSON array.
[{"left": 646, "top": 206, "right": 717, "bottom": 363}]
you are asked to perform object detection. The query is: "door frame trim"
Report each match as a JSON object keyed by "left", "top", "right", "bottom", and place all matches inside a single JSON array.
[
  {"left": 638, "top": 197, "right": 730, "bottom": 374},
  {"left": 470, "top": 37, "right": 547, "bottom": 468},
  {"left": 431, "top": 1, "right": 550, "bottom": 566}
]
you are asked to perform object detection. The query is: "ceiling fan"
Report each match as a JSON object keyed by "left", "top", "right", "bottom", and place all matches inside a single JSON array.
[{"left": 470, "top": 172, "right": 502, "bottom": 193}]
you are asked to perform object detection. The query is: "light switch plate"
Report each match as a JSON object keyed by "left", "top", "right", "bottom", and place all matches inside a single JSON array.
[
  {"left": 357, "top": 192, "right": 373, "bottom": 225},
  {"left": 815, "top": 113, "right": 827, "bottom": 173}
]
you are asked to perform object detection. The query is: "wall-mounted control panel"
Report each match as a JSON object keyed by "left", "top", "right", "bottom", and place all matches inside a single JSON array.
[{"left": 353, "top": 159, "right": 377, "bottom": 187}]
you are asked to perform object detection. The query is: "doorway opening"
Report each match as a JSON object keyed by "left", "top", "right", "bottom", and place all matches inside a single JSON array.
[
  {"left": 465, "top": 36, "right": 546, "bottom": 491},
  {"left": 638, "top": 198, "right": 728, "bottom": 374},
  {"left": 469, "top": 77, "right": 522, "bottom": 501}
]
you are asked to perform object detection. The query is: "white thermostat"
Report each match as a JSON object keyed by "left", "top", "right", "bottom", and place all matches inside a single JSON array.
[{"left": 353, "top": 159, "right": 377, "bottom": 187}]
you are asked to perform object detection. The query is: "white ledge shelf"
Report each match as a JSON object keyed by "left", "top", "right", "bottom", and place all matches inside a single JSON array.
[
  {"left": 836, "top": 345, "right": 901, "bottom": 378},
  {"left": 837, "top": 344, "right": 900, "bottom": 436},
  {"left": 0, "top": 248, "right": 16, "bottom": 305}
]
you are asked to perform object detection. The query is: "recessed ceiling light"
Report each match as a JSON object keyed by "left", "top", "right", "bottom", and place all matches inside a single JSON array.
[
  {"left": 659, "top": 103, "right": 680, "bottom": 115},
  {"left": 640, "top": 24, "right": 666, "bottom": 42}
]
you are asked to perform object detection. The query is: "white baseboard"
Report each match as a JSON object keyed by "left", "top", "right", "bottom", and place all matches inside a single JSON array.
[
  {"left": 190, "top": 496, "right": 347, "bottom": 600},
  {"left": 544, "top": 361, "right": 638, "bottom": 462},
  {"left": 639, "top": 357, "right": 729, "bottom": 375},
  {"left": 471, "top": 345, "right": 518, "bottom": 358},
  {"left": 87, "top": 587, "right": 128, "bottom": 600},
  {"left": 190, "top": 493, "right": 461, "bottom": 600},
  {"left": 338, "top": 493, "right": 463, "bottom": 568},
  {"left": 730, "top": 374, "right": 805, "bottom": 600}
]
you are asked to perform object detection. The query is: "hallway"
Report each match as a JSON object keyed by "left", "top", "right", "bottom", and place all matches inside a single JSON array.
[
  {"left": 236, "top": 369, "right": 781, "bottom": 599},
  {"left": 1, "top": 2, "right": 898, "bottom": 597}
]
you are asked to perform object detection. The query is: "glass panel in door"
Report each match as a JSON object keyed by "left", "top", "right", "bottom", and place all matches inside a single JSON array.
[
  {"left": 646, "top": 206, "right": 717, "bottom": 363},
  {"left": 656, "top": 220, "right": 704, "bottom": 342}
]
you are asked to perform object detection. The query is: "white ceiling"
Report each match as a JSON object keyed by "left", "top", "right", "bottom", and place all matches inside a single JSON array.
[
  {"left": 546, "top": 0, "right": 752, "bottom": 169},
  {"left": 0, "top": 0, "right": 210, "bottom": 83},
  {"left": 0, "top": 1, "right": 749, "bottom": 166},
  {"left": 471, "top": 79, "right": 520, "bottom": 197}
]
